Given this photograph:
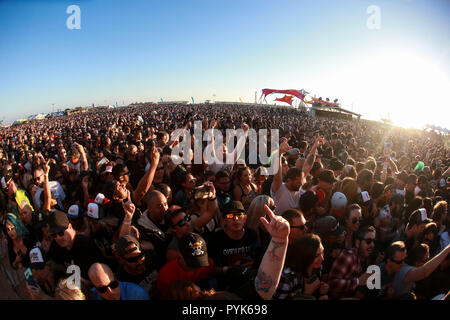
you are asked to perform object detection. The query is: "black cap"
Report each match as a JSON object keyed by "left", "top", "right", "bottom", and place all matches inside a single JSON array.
[
  {"left": 408, "top": 209, "right": 432, "bottom": 226},
  {"left": 222, "top": 201, "right": 245, "bottom": 215},
  {"left": 179, "top": 233, "right": 210, "bottom": 268},
  {"left": 115, "top": 235, "right": 141, "bottom": 258},
  {"left": 319, "top": 169, "right": 338, "bottom": 184},
  {"left": 48, "top": 210, "right": 69, "bottom": 234},
  {"left": 299, "top": 191, "right": 318, "bottom": 212},
  {"left": 315, "top": 216, "right": 346, "bottom": 238}
]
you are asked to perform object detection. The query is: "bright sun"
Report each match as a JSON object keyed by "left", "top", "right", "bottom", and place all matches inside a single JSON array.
[{"left": 328, "top": 49, "right": 450, "bottom": 130}]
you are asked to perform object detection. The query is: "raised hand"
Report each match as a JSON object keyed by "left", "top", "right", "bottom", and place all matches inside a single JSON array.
[{"left": 260, "top": 205, "right": 290, "bottom": 241}]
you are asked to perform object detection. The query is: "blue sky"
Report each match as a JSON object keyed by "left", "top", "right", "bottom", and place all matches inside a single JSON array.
[{"left": 0, "top": 0, "right": 449, "bottom": 129}]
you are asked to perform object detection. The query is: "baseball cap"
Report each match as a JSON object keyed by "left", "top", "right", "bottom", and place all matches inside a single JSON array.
[
  {"left": 378, "top": 205, "right": 391, "bottom": 219},
  {"left": 315, "top": 216, "right": 346, "bottom": 238},
  {"left": 179, "top": 233, "right": 210, "bottom": 268},
  {"left": 103, "top": 165, "right": 113, "bottom": 174},
  {"left": 86, "top": 202, "right": 105, "bottom": 220},
  {"left": 319, "top": 170, "right": 338, "bottom": 184},
  {"left": 408, "top": 209, "right": 432, "bottom": 226},
  {"left": 222, "top": 201, "right": 245, "bottom": 215},
  {"left": 67, "top": 204, "right": 83, "bottom": 219},
  {"left": 94, "top": 193, "right": 106, "bottom": 205},
  {"left": 48, "top": 210, "right": 69, "bottom": 234},
  {"left": 331, "top": 192, "right": 347, "bottom": 211},
  {"left": 29, "top": 246, "right": 46, "bottom": 270},
  {"left": 299, "top": 191, "right": 318, "bottom": 212},
  {"left": 115, "top": 235, "right": 141, "bottom": 258},
  {"left": 286, "top": 148, "right": 301, "bottom": 156}
]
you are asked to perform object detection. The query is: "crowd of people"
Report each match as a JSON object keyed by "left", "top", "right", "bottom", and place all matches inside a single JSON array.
[{"left": 0, "top": 102, "right": 449, "bottom": 300}]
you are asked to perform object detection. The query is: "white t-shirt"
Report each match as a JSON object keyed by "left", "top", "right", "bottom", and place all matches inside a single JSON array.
[
  {"left": 34, "top": 181, "right": 66, "bottom": 210},
  {"left": 271, "top": 183, "right": 303, "bottom": 216}
]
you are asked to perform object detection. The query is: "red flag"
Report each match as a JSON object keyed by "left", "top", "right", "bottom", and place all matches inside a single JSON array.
[
  {"left": 275, "top": 95, "right": 294, "bottom": 106},
  {"left": 261, "top": 88, "right": 277, "bottom": 98},
  {"left": 275, "top": 89, "right": 305, "bottom": 101}
]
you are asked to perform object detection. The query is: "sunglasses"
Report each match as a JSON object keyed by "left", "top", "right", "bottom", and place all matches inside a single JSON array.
[
  {"left": 391, "top": 258, "right": 406, "bottom": 265},
  {"left": 225, "top": 212, "right": 246, "bottom": 219},
  {"left": 124, "top": 251, "right": 145, "bottom": 263},
  {"left": 50, "top": 230, "right": 66, "bottom": 238},
  {"left": 290, "top": 224, "right": 306, "bottom": 230},
  {"left": 175, "top": 215, "right": 191, "bottom": 227},
  {"left": 352, "top": 218, "right": 363, "bottom": 224},
  {"left": 361, "top": 238, "right": 376, "bottom": 245},
  {"left": 96, "top": 280, "right": 119, "bottom": 293},
  {"left": 156, "top": 167, "right": 164, "bottom": 171}
]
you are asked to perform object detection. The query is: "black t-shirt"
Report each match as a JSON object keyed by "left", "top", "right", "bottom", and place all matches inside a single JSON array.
[
  {"left": 206, "top": 228, "right": 261, "bottom": 267},
  {"left": 115, "top": 250, "right": 162, "bottom": 298},
  {"left": 47, "top": 233, "right": 106, "bottom": 279}
]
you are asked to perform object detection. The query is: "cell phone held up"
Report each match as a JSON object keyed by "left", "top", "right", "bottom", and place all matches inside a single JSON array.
[
  {"left": 193, "top": 185, "right": 209, "bottom": 200},
  {"left": 24, "top": 267, "right": 37, "bottom": 287}
]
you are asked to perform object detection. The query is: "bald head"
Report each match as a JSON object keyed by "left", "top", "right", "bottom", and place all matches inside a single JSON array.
[{"left": 88, "top": 263, "right": 121, "bottom": 300}]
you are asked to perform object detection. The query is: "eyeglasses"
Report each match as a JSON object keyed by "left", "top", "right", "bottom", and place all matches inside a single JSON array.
[
  {"left": 290, "top": 224, "right": 307, "bottom": 230},
  {"left": 95, "top": 280, "right": 119, "bottom": 293},
  {"left": 361, "top": 238, "right": 376, "bottom": 245},
  {"left": 156, "top": 167, "right": 164, "bottom": 171},
  {"left": 124, "top": 251, "right": 145, "bottom": 263},
  {"left": 352, "top": 218, "right": 363, "bottom": 225},
  {"left": 175, "top": 215, "right": 191, "bottom": 227},
  {"left": 50, "top": 229, "right": 66, "bottom": 238},
  {"left": 225, "top": 212, "right": 246, "bottom": 219}
]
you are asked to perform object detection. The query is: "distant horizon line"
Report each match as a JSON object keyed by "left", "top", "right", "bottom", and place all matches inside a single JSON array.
[{"left": 1, "top": 101, "right": 448, "bottom": 133}]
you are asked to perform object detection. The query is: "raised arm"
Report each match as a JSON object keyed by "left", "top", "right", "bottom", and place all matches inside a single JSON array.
[
  {"left": 403, "top": 244, "right": 450, "bottom": 283},
  {"left": 42, "top": 159, "right": 51, "bottom": 212},
  {"left": 190, "top": 182, "right": 219, "bottom": 230},
  {"left": 132, "top": 146, "right": 159, "bottom": 205},
  {"left": 302, "top": 136, "right": 322, "bottom": 177},
  {"left": 75, "top": 142, "right": 89, "bottom": 172},
  {"left": 255, "top": 205, "right": 290, "bottom": 300},
  {"left": 271, "top": 139, "right": 291, "bottom": 194}
]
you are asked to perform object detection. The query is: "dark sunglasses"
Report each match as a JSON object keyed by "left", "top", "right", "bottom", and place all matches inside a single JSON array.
[
  {"left": 352, "top": 218, "right": 363, "bottom": 224},
  {"left": 96, "top": 280, "right": 119, "bottom": 293},
  {"left": 124, "top": 251, "right": 145, "bottom": 263},
  {"left": 361, "top": 238, "right": 376, "bottom": 245},
  {"left": 391, "top": 258, "right": 406, "bottom": 265},
  {"left": 50, "top": 229, "right": 66, "bottom": 238},
  {"left": 290, "top": 224, "right": 306, "bottom": 230},
  {"left": 175, "top": 215, "right": 191, "bottom": 227},
  {"left": 156, "top": 167, "right": 164, "bottom": 171}
]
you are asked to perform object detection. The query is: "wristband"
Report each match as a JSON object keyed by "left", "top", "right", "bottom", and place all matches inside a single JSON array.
[
  {"left": 208, "top": 197, "right": 216, "bottom": 201},
  {"left": 123, "top": 221, "right": 131, "bottom": 225}
]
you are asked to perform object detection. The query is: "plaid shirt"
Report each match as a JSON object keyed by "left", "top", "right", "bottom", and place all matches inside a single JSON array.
[
  {"left": 328, "top": 248, "right": 362, "bottom": 299},
  {"left": 273, "top": 267, "right": 303, "bottom": 300}
]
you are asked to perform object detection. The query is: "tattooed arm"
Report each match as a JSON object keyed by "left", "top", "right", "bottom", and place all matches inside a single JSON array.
[{"left": 255, "top": 205, "right": 290, "bottom": 300}]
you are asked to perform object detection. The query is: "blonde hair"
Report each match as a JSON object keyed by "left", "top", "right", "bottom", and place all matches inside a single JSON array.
[
  {"left": 246, "top": 195, "right": 273, "bottom": 242},
  {"left": 54, "top": 278, "right": 86, "bottom": 300}
]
